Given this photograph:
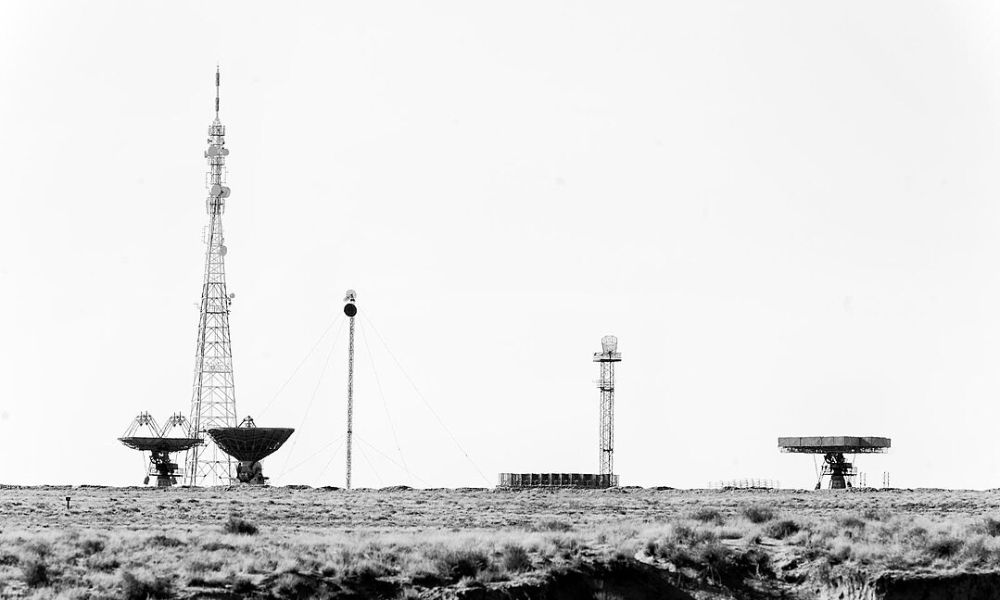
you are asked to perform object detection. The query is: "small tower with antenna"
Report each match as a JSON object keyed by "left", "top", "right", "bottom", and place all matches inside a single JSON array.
[
  {"left": 343, "top": 290, "right": 358, "bottom": 489},
  {"left": 594, "top": 335, "right": 622, "bottom": 476},
  {"left": 185, "top": 67, "right": 239, "bottom": 486}
]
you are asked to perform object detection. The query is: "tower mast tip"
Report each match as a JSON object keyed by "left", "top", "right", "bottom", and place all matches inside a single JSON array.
[{"left": 215, "top": 66, "right": 220, "bottom": 116}]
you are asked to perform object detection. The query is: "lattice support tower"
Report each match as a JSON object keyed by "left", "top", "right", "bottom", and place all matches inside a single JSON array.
[
  {"left": 593, "top": 335, "right": 622, "bottom": 476},
  {"left": 343, "top": 290, "right": 358, "bottom": 490},
  {"left": 185, "top": 67, "right": 239, "bottom": 486}
]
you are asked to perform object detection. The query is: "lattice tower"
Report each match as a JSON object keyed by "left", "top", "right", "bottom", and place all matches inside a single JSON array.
[
  {"left": 343, "top": 290, "right": 358, "bottom": 490},
  {"left": 593, "top": 335, "right": 622, "bottom": 476},
  {"left": 185, "top": 67, "right": 239, "bottom": 486}
]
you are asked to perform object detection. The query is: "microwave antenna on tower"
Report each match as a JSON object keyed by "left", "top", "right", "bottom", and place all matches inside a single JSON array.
[
  {"left": 185, "top": 66, "right": 239, "bottom": 485},
  {"left": 594, "top": 335, "right": 622, "bottom": 476},
  {"left": 343, "top": 290, "right": 358, "bottom": 490}
]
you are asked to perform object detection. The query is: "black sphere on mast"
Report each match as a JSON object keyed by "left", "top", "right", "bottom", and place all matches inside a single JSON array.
[{"left": 344, "top": 289, "right": 358, "bottom": 317}]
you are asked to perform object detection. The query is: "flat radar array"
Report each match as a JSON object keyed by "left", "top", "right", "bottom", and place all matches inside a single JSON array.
[{"left": 778, "top": 436, "right": 891, "bottom": 489}]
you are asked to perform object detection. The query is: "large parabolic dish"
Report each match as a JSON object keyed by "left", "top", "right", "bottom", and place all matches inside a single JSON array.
[
  {"left": 118, "top": 413, "right": 202, "bottom": 487},
  {"left": 778, "top": 436, "right": 891, "bottom": 490},
  {"left": 207, "top": 424, "right": 294, "bottom": 485},
  {"left": 207, "top": 427, "right": 294, "bottom": 462}
]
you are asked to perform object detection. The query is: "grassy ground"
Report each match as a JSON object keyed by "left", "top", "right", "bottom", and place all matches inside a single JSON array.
[{"left": 2, "top": 485, "right": 1000, "bottom": 598}]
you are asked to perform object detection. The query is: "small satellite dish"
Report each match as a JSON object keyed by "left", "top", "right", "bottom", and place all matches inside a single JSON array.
[
  {"left": 229, "top": 293, "right": 236, "bottom": 299},
  {"left": 209, "top": 184, "right": 231, "bottom": 198},
  {"left": 220, "top": 245, "right": 227, "bottom": 256},
  {"left": 343, "top": 289, "right": 357, "bottom": 302}
]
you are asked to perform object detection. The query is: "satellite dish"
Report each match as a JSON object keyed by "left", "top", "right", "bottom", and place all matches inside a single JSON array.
[
  {"left": 210, "top": 184, "right": 231, "bottom": 198},
  {"left": 220, "top": 245, "right": 227, "bottom": 256}
]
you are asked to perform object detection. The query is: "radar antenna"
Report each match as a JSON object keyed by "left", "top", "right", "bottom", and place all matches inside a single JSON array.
[{"left": 778, "top": 436, "right": 891, "bottom": 489}]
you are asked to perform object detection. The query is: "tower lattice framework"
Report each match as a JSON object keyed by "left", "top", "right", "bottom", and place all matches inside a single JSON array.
[
  {"left": 185, "top": 68, "right": 238, "bottom": 486},
  {"left": 594, "top": 335, "right": 622, "bottom": 476}
]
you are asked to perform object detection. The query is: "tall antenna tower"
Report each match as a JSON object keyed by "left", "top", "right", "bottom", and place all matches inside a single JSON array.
[
  {"left": 593, "top": 335, "right": 622, "bottom": 476},
  {"left": 185, "top": 67, "right": 239, "bottom": 486},
  {"left": 343, "top": 290, "right": 358, "bottom": 490}
]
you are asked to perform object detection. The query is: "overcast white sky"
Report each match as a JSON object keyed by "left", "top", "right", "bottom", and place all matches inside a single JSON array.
[{"left": 3, "top": 2, "right": 1000, "bottom": 489}]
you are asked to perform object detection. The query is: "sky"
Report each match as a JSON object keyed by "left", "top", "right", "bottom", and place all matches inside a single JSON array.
[{"left": 2, "top": 2, "right": 1000, "bottom": 489}]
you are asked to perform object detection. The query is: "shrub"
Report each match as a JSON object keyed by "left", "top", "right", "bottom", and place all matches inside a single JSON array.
[
  {"left": 344, "top": 559, "right": 393, "bottom": 583},
  {"left": 148, "top": 534, "right": 183, "bottom": 547},
  {"left": 927, "top": 538, "right": 963, "bottom": 560},
  {"left": 694, "top": 542, "right": 736, "bottom": 584},
  {"left": 24, "top": 541, "right": 51, "bottom": 558},
  {"left": 689, "top": 508, "right": 725, "bottom": 525},
  {"left": 501, "top": 544, "right": 532, "bottom": 572},
  {"left": 435, "top": 548, "right": 490, "bottom": 581},
  {"left": 861, "top": 508, "right": 889, "bottom": 521},
  {"left": 901, "top": 525, "right": 929, "bottom": 546},
  {"left": 201, "top": 541, "right": 237, "bottom": 552},
  {"left": 671, "top": 523, "right": 718, "bottom": 546},
  {"left": 837, "top": 515, "right": 866, "bottom": 530},
  {"left": 985, "top": 518, "right": 1000, "bottom": 537},
  {"left": 79, "top": 538, "right": 105, "bottom": 555},
  {"left": 534, "top": 519, "right": 572, "bottom": 532},
  {"left": 740, "top": 505, "right": 775, "bottom": 524},
  {"left": 121, "top": 571, "right": 173, "bottom": 600},
  {"left": 21, "top": 559, "right": 49, "bottom": 587},
  {"left": 271, "top": 572, "right": 324, "bottom": 599},
  {"left": 223, "top": 516, "right": 259, "bottom": 535},
  {"left": 960, "top": 537, "right": 991, "bottom": 566},
  {"left": 764, "top": 519, "right": 800, "bottom": 539}
]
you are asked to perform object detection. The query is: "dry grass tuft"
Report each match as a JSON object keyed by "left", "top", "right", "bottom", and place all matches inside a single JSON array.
[
  {"left": 740, "top": 505, "right": 775, "bottom": 524},
  {"left": 984, "top": 517, "right": 1000, "bottom": 537},
  {"left": 20, "top": 558, "right": 49, "bottom": 587},
  {"left": 223, "top": 515, "right": 258, "bottom": 535},
  {"left": 501, "top": 544, "right": 532, "bottom": 573},
  {"left": 927, "top": 537, "right": 963, "bottom": 560},
  {"left": 120, "top": 570, "right": 173, "bottom": 600},
  {"left": 765, "top": 519, "right": 801, "bottom": 539},
  {"left": 689, "top": 507, "right": 725, "bottom": 525}
]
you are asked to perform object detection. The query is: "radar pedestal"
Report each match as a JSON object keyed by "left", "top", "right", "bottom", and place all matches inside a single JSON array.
[
  {"left": 824, "top": 453, "right": 854, "bottom": 490},
  {"left": 778, "top": 436, "right": 890, "bottom": 490},
  {"left": 119, "top": 413, "right": 202, "bottom": 487},
  {"left": 208, "top": 416, "right": 294, "bottom": 485}
]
